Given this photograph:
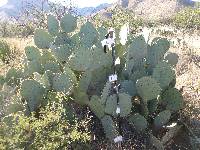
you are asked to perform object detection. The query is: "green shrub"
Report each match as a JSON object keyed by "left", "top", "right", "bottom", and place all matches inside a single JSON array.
[
  {"left": 0, "top": 101, "right": 91, "bottom": 149},
  {"left": 173, "top": 7, "right": 200, "bottom": 30},
  {"left": 0, "top": 40, "right": 12, "bottom": 63}
]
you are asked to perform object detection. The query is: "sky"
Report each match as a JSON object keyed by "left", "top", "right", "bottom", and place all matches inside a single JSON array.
[{"left": 0, "top": 0, "right": 118, "bottom": 8}]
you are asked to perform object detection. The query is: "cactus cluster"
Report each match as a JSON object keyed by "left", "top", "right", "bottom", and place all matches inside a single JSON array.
[{"left": 0, "top": 13, "right": 184, "bottom": 146}]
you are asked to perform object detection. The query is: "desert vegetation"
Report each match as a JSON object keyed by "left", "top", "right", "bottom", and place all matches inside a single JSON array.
[{"left": 0, "top": 0, "right": 199, "bottom": 149}]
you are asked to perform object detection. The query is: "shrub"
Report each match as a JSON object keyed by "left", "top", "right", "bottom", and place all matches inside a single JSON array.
[
  {"left": 173, "top": 7, "right": 200, "bottom": 30},
  {"left": 0, "top": 101, "right": 91, "bottom": 149},
  {"left": 0, "top": 40, "right": 12, "bottom": 63}
]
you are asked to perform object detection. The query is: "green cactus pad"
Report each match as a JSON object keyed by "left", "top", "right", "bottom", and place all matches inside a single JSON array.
[
  {"left": 25, "top": 46, "right": 41, "bottom": 61},
  {"left": 130, "top": 68, "right": 147, "bottom": 83},
  {"left": 101, "top": 81, "right": 112, "bottom": 105},
  {"left": 34, "top": 29, "right": 53, "bottom": 49},
  {"left": 27, "top": 60, "right": 43, "bottom": 74},
  {"left": 136, "top": 77, "right": 161, "bottom": 101},
  {"left": 52, "top": 73, "right": 74, "bottom": 94},
  {"left": 40, "top": 50, "right": 56, "bottom": 65},
  {"left": 120, "top": 80, "right": 137, "bottom": 96},
  {"left": 44, "top": 61, "right": 61, "bottom": 73},
  {"left": 47, "top": 15, "right": 59, "bottom": 36},
  {"left": 147, "top": 38, "right": 170, "bottom": 71},
  {"left": 161, "top": 88, "right": 184, "bottom": 111},
  {"left": 89, "top": 95, "right": 105, "bottom": 119},
  {"left": 119, "top": 93, "right": 132, "bottom": 117},
  {"left": 127, "top": 35, "right": 147, "bottom": 74},
  {"left": 154, "top": 110, "right": 171, "bottom": 128},
  {"left": 69, "top": 47, "right": 93, "bottom": 71},
  {"left": 63, "top": 66, "right": 77, "bottom": 85},
  {"left": 105, "top": 94, "right": 118, "bottom": 116},
  {"left": 164, "top": 52, "right": 179, "bottom": 67},
  {"left": 21, "top": 80, "right": 45, "bottom": 112},
  {"left": 79, "top": 21, "right": 98, "bottom": 48},
  {"left": 51, "top": 44, "right": 72, "bottom": 63},
  {"left": 97, "top": 26, "right": 107, "bottom": 41},
  {"left": 73, "top": 88, "right": 89, "bottom": 105},
  {"left": 148, "top": 98, "right": 159, "bottom": 114},
  {"left": 33, "top": 72, "right": 51, "bottom": 89},
  {"left": 90, "top": 47, "right": 113, "bottom": 70},
  {"left": 152, "top": 62, "right": 176, "bottom": 90},
  {"left": 128, "top": 113, "right": 147, "bottom": 132},
  {"left": 101, "top": 115, "right": 118, "bottom": 141},
  {"left": 5, "top": 68, "right": 23, "bottom": 87},
  {"left": 54, "top": 32, "right": 71, "bottom": 46},
  {"left": 79, "top": 71, "right": 92, "bottom": 92},
  {"left": 60, "top": 14, "right": 77, "bottom": 33}
]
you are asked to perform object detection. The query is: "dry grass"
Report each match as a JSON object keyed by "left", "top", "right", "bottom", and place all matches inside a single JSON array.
[{"left": 0, "top": 37, "right": 34, "bottom": 75}]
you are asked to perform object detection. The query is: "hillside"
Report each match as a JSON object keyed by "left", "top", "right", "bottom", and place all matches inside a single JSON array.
[{"left": 117, "top": 0, "right": 195, "bottom": 20}]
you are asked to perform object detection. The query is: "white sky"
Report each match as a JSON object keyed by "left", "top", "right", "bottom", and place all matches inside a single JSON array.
[
  {"left": 0, "top": 0, "right": 8, "bottom": 7},
  {"left": 0, "top": 0, "right": 117, "bottom": 8}
]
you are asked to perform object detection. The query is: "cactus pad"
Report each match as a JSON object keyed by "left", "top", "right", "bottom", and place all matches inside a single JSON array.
[
  {"left": 79, "top": 21, "right": 98, "bottom": 48},
  {"left": 164, "top": 52, "right": 179, "bottom": 67},
  {"left": 47, "top": 15, "right": 59, "bottom": 36},
  {"left": 101, "top": 115, "right": 118, "bottom": 141},
  {"left": 147, "top": 38, "right": 170, "bottom": 71},
  {"left": 52, "top": 73, "right": 74, "bottom": 94},
  {"left": 148, "top": 98, "right": 159, "bottom": 114},
  {"left": 136, "top": 77, "right": 161, "bottom": 101},
  {"left": 51, "top": 44, "right": 72, "bottom": 63},
  {"left": 154, "top": 110, "right": 171, "bottom": 128},
  {"left": 60, "top": 14, "right": 77, "bottom": 33},
  {"left": 119, "top": 93, "right": 132, "bottom": 117},
  {"left": 73, "top": 88, "right": 89, "bottom": 105},
  {"left": 105, "top": 94, "right": 118, "bottom": 116},
  {"left": 54, "top": 32, "right": 71, "bottom": 46},
  {"left": 21, "top": 80, "right": 45, "bottom": 112},
  {"left": 34, "top": 29, "right": 53, "bottom": 49},
  {"left": 120, "top": 80, "right": 137, "bottom": 96},
  {"left": 5, "top": 68, "right": 22, "bottom": 87},
  {"left": 25, "top": 46, "right": 41, "bottom": 61},
  {"left": 89, "top": 95, "right": 105, "bottom": 119},
  {"left": 152, "top": 62, "right": 176, "bottom": 90},
  {"left": 128, "top": 113, "right": 147, "bottom": 132},
  {"left": 161, "top": 88, "right": 183, "bottom": 111},
  {"left": 101, "top": 81, "right": 112, "bottom": 105},
  {"left": 44, "top": 61, "right": 60, "bottom": 73}
]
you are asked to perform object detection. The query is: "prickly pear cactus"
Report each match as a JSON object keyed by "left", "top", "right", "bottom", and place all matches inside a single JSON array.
[
  {"left": 128, "top": 113, "right": 147, "bottom": 132},
  {"left": 60, "top": 14, "right": 77, "bottom": 33},
  {"left": 101, "top": 81, "right": 112, "bottom": 105},
  {"left": 79, "top": 21, "right": 98, "bottom": 48},
  {"left": 101, "top": 115, "right": 118, "bottom": 141},
  {"left": 105, "top": 94, "right": 117, "bottom": 116},
  {"left": 154, "top": 110, "right": 171, "bottom": 128},
  {"left": 161, "top": 88, "right": 184, "bottom": 111},
  {"left": 89, "top": 95, "right": 105, "bottom": 119},
  {"left": 118, "top": 93, "right": 132, "bottom": 117},
  {"left": 52, "top": 72, "right": 74, "bottom": 94},
  {"left": 147, "top": 37, "right": 170, "bottom": 72},
  {"left": 152, "top": 62, "right": 176, "bottom": 90},
  {"left": 136, "top": 77, "right": 161, "bottom": 101},
  {"left": 164, "top": 52, "right": 179, "bottom": 67},
  {"left": 34, "top": 29, "right": 53, "bottom": 49},
  {"left": 50, "top": 44, "right": 72, "bottom": 63},
  {"left": 47, "top": 15, "right": 59, "bottom": 36},
  {"left": 21, "top": 80, "right": 45, "bottom": 112},
  {"left": 119, "top": 80, "right": 136, "bottom": 96},
  {"left": 25, "top": 46, "right": 41, "bottom": 61}
]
